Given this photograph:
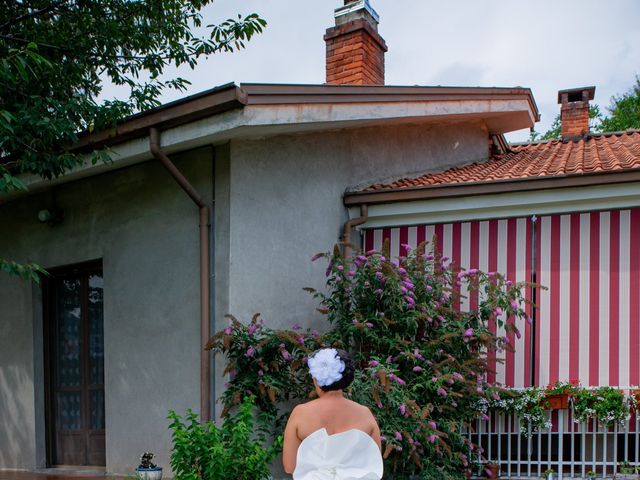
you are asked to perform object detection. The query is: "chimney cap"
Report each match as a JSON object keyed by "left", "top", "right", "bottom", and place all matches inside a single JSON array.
[
  {"left": 335, "top": 0, "right": 380, "bottom": 23},
  {"left": 557, "top": 86, "right": 596, "bottom": 104}
]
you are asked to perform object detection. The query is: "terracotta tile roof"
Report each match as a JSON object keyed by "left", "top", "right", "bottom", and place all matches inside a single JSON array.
[{"left": 363, "top": 130, "right": 640, "bottom": 192}]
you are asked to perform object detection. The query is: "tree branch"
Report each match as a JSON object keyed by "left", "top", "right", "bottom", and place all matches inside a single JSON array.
[{"left": 0, "top": 0, "right": 73, "bottom": 32}]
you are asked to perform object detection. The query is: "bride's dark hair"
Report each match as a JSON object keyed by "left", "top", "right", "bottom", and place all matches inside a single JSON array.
[{"left": 319, "top": 349, "right": 355, "bottom": 392}]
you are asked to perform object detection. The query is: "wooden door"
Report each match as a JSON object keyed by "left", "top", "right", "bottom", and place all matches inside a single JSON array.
[{"left": 44, "top": 262, "right": 105, "bottom": 466}]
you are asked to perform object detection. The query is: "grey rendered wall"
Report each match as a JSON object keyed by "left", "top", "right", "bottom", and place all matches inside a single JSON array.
[
  {"left": 223, "top": 121, "right": 487, "bottom": 332},
  {"left": 0, "top": 148, "right": 211, "bottom": 474}
]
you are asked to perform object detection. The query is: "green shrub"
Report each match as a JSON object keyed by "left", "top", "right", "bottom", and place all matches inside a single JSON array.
[
  {"left": 208, "top": 241, "right": 531, "bottom": 479},
  {"left": 167, "top": 396, "right": 281, "bottom": 480}
]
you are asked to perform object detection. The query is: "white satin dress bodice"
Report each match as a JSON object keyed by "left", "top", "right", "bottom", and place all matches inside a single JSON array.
[{"left": 292, "top": 428, "right": 383, "bottom": 480}]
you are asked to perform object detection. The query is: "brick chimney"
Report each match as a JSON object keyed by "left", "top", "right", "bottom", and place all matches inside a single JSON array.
[
  {"left": 324, "top": 0, "right": 387, "bottom": 85},
  {"left": 557, "top": 86, "right": 596, "bottom": 139}
]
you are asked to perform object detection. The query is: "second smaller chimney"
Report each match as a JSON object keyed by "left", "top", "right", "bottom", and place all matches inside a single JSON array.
[{"left": 557, "top": 86, "right": 596, "bottom": 139}]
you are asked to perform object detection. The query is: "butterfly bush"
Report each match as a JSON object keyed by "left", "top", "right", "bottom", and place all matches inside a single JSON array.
[{"left": 208, "top": 240, "right": 530, "bottom": 479}]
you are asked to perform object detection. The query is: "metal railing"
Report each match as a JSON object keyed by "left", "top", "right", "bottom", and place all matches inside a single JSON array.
[{"left": 465, "top": 394, "right": 640, "bottom": 478}]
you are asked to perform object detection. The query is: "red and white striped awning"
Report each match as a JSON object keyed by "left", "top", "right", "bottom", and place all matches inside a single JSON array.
[{"left": 363, "top": 207, "right": 640, "bottom": 388}]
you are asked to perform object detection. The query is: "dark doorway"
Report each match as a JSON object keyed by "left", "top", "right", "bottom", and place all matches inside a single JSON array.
[{"left": 43, "top": 261, "right": 105, "bottom": 467}]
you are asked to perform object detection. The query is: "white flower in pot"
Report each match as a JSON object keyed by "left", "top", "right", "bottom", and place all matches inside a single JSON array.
[{"left": 136, "top": 452, "right": 162, "bottom": 480}]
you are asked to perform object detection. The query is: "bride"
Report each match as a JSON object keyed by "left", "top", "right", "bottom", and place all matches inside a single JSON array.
[{"left": 282, "top": 348, "right": 384, "bottom": 480}]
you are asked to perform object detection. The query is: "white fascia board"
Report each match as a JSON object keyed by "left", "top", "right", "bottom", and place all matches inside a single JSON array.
[
  {"left": 9, "top": 97, "right": 533, "bottom": 198},
  {"left": 352, "top": 182, "right": 640, "bottom": 228}
]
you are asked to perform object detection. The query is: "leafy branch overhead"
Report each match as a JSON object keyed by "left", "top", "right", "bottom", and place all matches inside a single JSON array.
[{"left": 0, "top": 0, "right": 266, "bottom": 279}]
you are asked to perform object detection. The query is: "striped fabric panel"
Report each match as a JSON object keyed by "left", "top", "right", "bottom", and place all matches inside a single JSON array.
[
  {"left": 536, "top": 209, "right": 640, "bottom": 388},
  {"left": 364, "top": 218, "right": 534, "bottom": 387},
  {"left": 363, "top": 207, "right": 640, "bottom": 388}
]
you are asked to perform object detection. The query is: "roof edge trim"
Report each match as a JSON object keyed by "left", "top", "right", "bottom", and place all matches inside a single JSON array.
[{"left": 344, "top": 169, "right": 640, "bottom": 206}]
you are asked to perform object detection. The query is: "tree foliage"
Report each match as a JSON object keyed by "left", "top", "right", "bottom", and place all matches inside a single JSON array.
[
  {"left": 0, "top": 0, "right": 266, "bottom": 280},
  {"left": 209, "top": 241, "right": 531, "bottom": 479},
  {"left": 600, "top": 76, "right": 640, "bottom": 132}
]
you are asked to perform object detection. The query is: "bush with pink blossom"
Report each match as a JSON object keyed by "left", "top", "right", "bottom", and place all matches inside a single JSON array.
[{"left": 207, "top": 240, "right": 530, "bottom": 479}]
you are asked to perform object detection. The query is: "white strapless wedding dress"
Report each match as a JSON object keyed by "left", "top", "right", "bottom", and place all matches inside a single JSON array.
[{"left": 293, "top": 428, "right": 383, "bottom": 480}]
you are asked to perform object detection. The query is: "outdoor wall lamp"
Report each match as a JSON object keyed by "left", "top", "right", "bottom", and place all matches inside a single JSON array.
[{"left": 37, "top": 208, "right": 64, "bottom": 225}]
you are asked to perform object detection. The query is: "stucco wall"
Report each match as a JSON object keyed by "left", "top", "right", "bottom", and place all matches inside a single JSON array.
[
  {"left": 0, "top": 148, "right": 211, "bottom": 473},
  {"left": 222, "top": 121, "right": 488, "bottom": 333}
]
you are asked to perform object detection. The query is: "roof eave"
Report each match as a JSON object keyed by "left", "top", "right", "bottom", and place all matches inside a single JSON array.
[{"left": 344, "top": 169, "right": 640, "bottom": 206}]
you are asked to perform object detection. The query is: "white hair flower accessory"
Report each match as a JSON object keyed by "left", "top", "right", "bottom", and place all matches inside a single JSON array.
[{"left": 308, "top": 348, "right": 345, "bottom": 387}]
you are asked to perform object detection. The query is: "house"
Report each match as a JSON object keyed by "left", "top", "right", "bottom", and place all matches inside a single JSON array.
[{"left": 1, "top": 0, "right": 636, "bottom": 477}]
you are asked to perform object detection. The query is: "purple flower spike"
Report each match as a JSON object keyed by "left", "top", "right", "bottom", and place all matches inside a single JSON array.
[
  {"left": 369, "top": 360, "right": 379, "bottom": 367},
  {"left": 394, "top": 431, "right": 403, "bottom": 441},
  {"left": 395, "top": 376, "right": 406, "bottom": 385},
  {"left": 464, "top": 328, "right": 474, "bottom": 338},
  {"left": 248, "top": 324, "right": 258, "bottom": 336},
  {"left": 245, "top": 346, "right": 256, "bottom": 357},
  {"left": 412, "top": 366, "right": 423, "bottom": 372},
  {"left": 292, "top": 323, "right": 301, "bottom": 331},
  {"left": 511, "top": 300, "right": 519, "bottom": 310},
  {"left": 347, "top": 270, "right": 356, "bottom": 277},
  {"left": 398, "top": 267, "right": 407, "bottom": 275},
  {"left": 437, "top": 387, "right": 448, "bottom": 397},
  {"left": 258, "top": 369, "right": 264, "bottom": 377},
  {"left": 337, "top": 265, "right": 344, "bottom": 271},
  {"left": 495, "top": 307, "right": 504, "bottom": 316},
  {"left": 365, "top": 322, "right": 374, "bottom": 328},
  {"left": 428, "top": 420, "right": 437, "bottom": 430},
  {"left": 428, "top": 435, "right": 438, "bottom": 443},
  {"left": 224, "top": 326, "right": 233, "bottom": 335},
  {"left": 399, "top": 404, "right": 406, "bottom": 415}
]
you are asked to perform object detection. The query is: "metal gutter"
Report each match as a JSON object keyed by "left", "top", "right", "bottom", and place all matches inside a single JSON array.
[
  {"left": 73, "top": 83, "right": 248, "bottom": 152},
  {"left": 342, "top": 204, "right": 368, "bottom": 258},
  {"left": 344, "top": 169, "right": 640, "bottom": 206},
  {"left": 149, "top": 127, "right": 212, "bottom": 422}
]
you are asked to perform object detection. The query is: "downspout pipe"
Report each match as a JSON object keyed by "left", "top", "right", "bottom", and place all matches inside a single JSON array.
[
  {"left": 342, "top": 204, "right": 368, "bottom": 258},
  {"left": 149, "top": 127, "right": 211, "bottom": 422}
]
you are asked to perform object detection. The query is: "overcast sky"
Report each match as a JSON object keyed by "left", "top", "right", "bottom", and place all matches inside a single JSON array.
[{"left": 103, "top": 0, "right": 640, "bottom": 142}]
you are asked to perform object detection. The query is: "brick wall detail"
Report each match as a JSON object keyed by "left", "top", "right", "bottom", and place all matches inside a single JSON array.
[
  {"left": 324, "top": 19, "right": 387, "bottom": 85},
  {"left": 561, "top": 103, "right": 589, "bottom": 138}
]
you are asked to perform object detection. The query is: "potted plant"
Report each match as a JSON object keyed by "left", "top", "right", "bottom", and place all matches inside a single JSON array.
[
  {"left": 541, "top": 381, "right": 578, "bottom": 410},
  {"left": 136, "top": 452, "right": 162, "bottom": 480},
  {"left": 488, "top": 387, "right": 550, "bottom": 437},
  {"left": 574, "top": 387, "right": 629, "bottom": 426},
  {"left": 484, "top": 462, "right": 500, "bottom": 479},
  {"left": 631, "top": 390, "right": 640, "bottom": 410},
  {"left": 617, "top": 461, "right": 639, "bottom": 479},
  {"left": 542, "top": 467, "right": 555, "bottom": 480}
]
